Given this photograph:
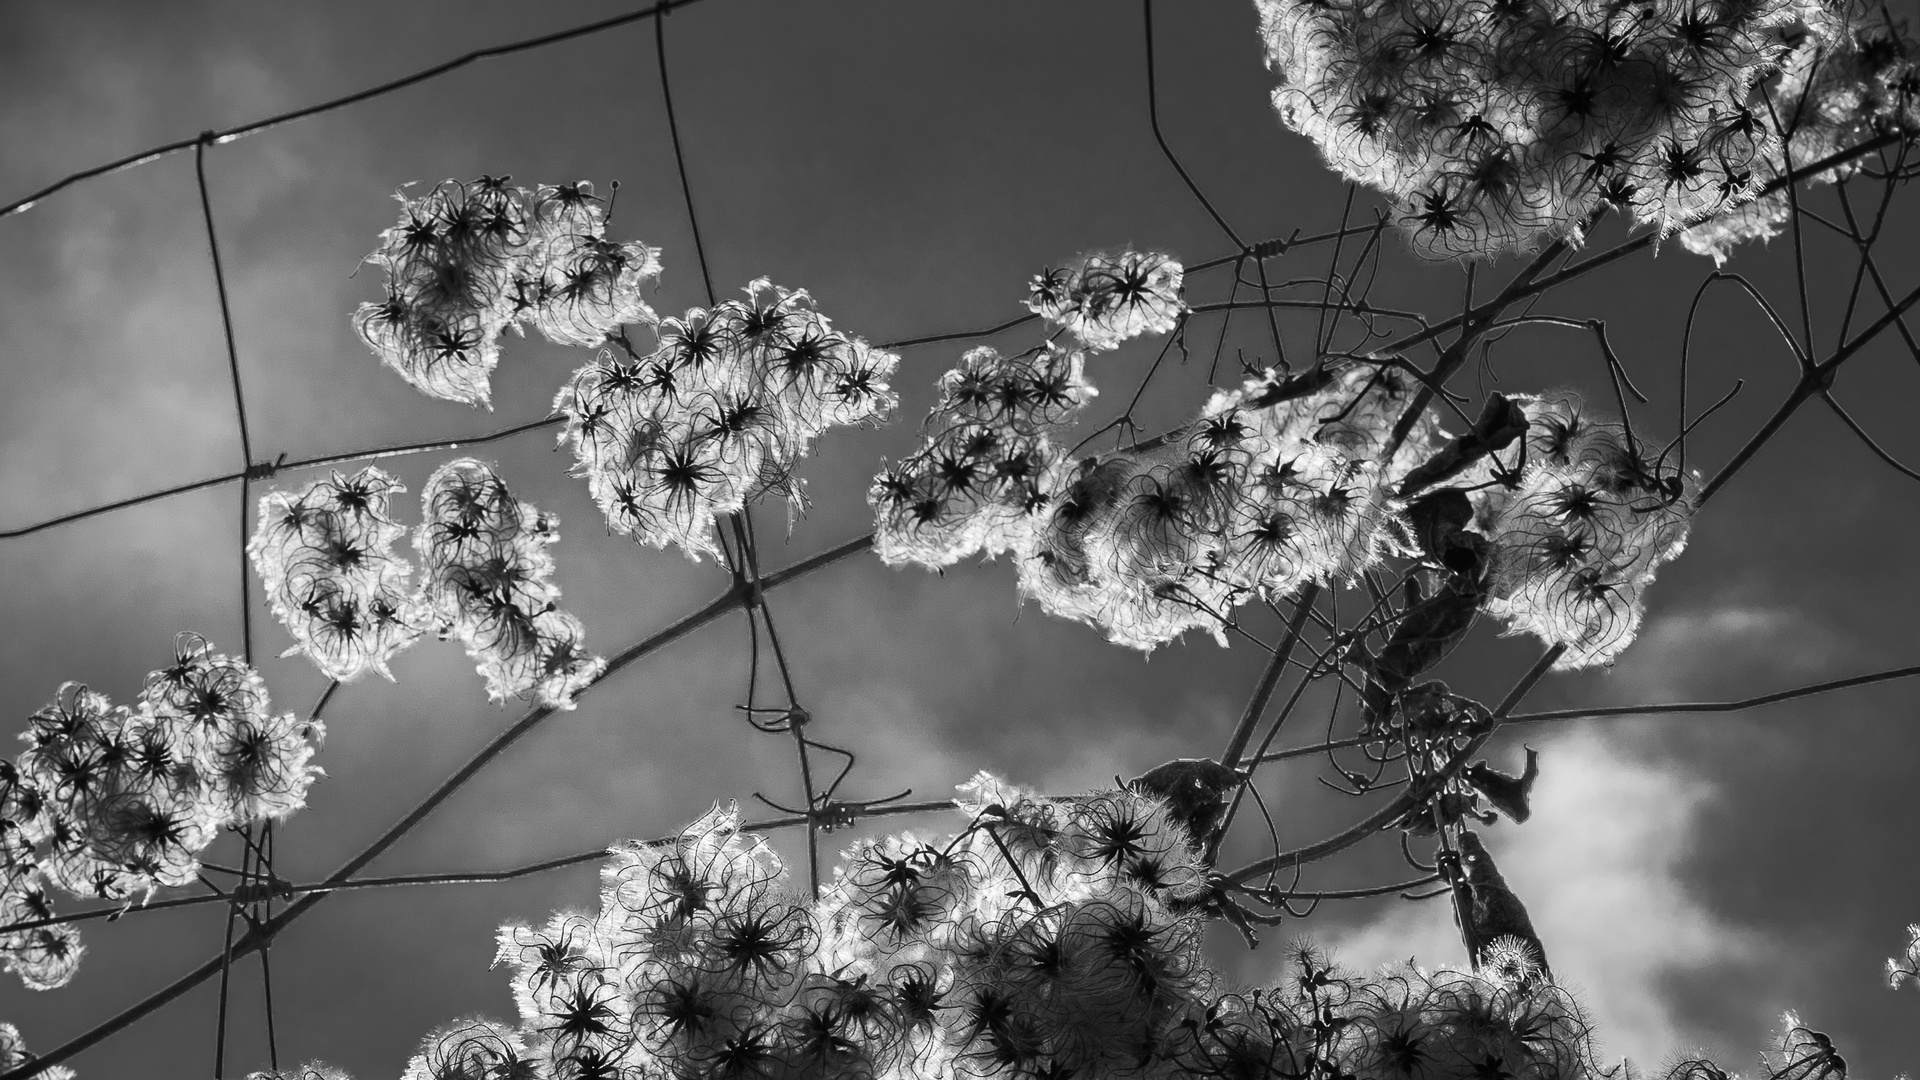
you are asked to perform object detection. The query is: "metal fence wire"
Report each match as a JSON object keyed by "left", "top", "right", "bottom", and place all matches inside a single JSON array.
[{"left": 1, "top": 2, "right": 1918, "bottom": 1078}]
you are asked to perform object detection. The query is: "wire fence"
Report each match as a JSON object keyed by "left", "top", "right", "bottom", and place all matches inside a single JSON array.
[{"left": 1, "top": 2, "right": 1917, "bottom": 1077}]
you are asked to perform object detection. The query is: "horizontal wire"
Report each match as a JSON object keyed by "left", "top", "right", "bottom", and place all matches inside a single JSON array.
[
  {"left": 1225, "top": 643, "right": 1565, "bottom": 886},
  {"left": 0, "top": 46, "right": 1904, "bottom": 1064},
  {"left": 0, "top": 0, "right": 712, "bottom": 220},
  {"left": 15, "top": 132, "right": 1897, "bottom": 545},
  {"left": 879, "top": 312, "right": 1041, "bottom": 351},
  {"left": 1505, "top": 662, "right": 1920, "bottom": 725},
  {"left": 1242, "top": 873, "right": 1442, "bottom": 903},
  {"left": 0, "top": 799, "right": 960, "bottom": 936},
  {"left": 1248, "top": 659, "right": 1920, "bottom": 772},
  {"left": 0, "top": 267, "right": 1376, "bottom": 544},
  {"left": 0, "top": 414, "right": 561, "bottom": 539}
]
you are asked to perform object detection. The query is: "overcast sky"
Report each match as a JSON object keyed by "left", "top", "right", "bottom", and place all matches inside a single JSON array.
[{"left": 3, "top": 2, "right": 1919, "bottom": 1077}]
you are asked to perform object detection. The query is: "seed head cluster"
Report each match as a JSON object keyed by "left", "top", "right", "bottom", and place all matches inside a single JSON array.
[
  {"left": 881, "top": 270, "right": 1695, "bottom": 664},
  {"left": 353, "top": 178, "right": 661, "bottom": 407},
  {"left": 1465, "top": 393, "right": 1696, "bottom": 669},
  {"left": 299, "top": 775, "right": 1598, "bottom": 1080},
  {"left": 872, "top": 343, "right": 1097, "bottom": 568},
  {"left": 415, "top": 459, "right": 605, "bottom": 709},
  {"left": 875, "top": 351, "right": 1446, "bottom": 650},
  {"left": 555, "top": 279, "right": 900, "bottom": 560},
  {"left": 248, "top": 467, "right": 422, "bottom": 682},
  {"left": 1681, "top": 1, "right": 1920, "bottom": 261},
  {"left": 248, "top": 463, "right": 604, "bottom": 708},
  {"left": 1027, "top": 251, "right": 1188, "bottom": 352},
  {"left": 0, "top": 635, "right": 322, "bottom": 989},
  {"left": 1257, "top": 0, "right": 1916, "bottom": 258},
  {"left": 1017, "top": 365, "right": 1439, "bottom": 649}
]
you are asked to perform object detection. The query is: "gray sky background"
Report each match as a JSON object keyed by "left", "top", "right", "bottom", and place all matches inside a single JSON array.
[{"left": 2, "top": 2, "right": 1919, "bottom": 1076}]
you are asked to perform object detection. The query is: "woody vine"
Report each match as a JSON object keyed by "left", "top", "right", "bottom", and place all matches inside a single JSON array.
[{"left": 2, "top": 1, "right": 1919, "bottom": 1078}]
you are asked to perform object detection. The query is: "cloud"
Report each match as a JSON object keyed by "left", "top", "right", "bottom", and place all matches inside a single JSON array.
[
  {"left": 1609, "top": 602, "right": 1840, "bottom": 705},
  {"left": 1319, "top": 727, "right": 1766, "bottom": 1069}
]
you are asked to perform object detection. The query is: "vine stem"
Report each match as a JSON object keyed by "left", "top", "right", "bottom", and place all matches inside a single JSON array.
[
  {"left": 1698, "top": 281, "right": 1920, "bottom": 506},
  {"left": 1225, "top": 643, "right": 1564, "bottom": 885},
  {"left": 1219, "top": 583, "right": 1321, "bottom": 770}
]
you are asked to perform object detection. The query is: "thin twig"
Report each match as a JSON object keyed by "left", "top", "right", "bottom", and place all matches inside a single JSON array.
[
  {"left": 879, "top": 312, "right": 1041, "bottom": 351},
  {"left": 1698, "top": 282, "right": 1920, "bottom": 505},
  {"left": 1225, "top": 644, "right": 1564, "bottom": 885},
  {"left": 1219, "top": 584, "right": 1321, "bottom": 770},
  {"left": 1506, "top": 662, "right": 1920, "bottom": 724}
]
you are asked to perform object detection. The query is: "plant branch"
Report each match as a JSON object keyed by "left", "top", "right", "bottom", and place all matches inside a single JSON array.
[{"left": 0, "top": 531, "right": 876, "bottom": 1080}]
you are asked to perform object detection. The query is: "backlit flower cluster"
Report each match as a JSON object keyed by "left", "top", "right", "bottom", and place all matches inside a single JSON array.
[
  {"left": 1682, "top": 1, "right": 1920, "bottom": 262},
  {"left": 0, "top": 634, "right": 322, "bottom": 990},
  {"left": 1019, "top": 364, "right": 1437, "bottom": 649},
  {"left": 248, "top": 463, "right": 602, "bottom": 708},
  {"left": 1466, "top": 394, "right": 1697, "bottom": 669},
  {"left": 248, "top": 467, "right": 422, "bottom": 682},
  {"left": 415, "top": 459, "right": 605, "bottom": 708},
  {"left": 1254, "top": 0, "right": 1872, "bottom": 257},
  {"left": 1026, "top": 251, "right": 1187, "bottom": 351},
  {"left": 872, "top": 343, "right": 1096, "bottom": 567},
  {"left": 361, "top": 775, "right": 1596, "bottom": 1080},
  {"left": 555, "top": 279, "right": 900, "bottom": 560},
  {"left": 353, "top": 178, "right": 661, "bottom": 407},
  {"left": 876, "top": 355, "right": 1444, "bottom": 650}
]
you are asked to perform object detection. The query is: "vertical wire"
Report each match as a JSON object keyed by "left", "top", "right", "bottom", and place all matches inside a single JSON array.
[
  {"left": 1250, "top": 254, "right": 1288, "bottom": 371},
  {"left": 656, "top": 11, "right": 715, "bottom": 307},
  {"left": 1204, "top": 261, "right": 1245, "bottom": 385},
  {"left": 655, "top": 10, "right": 829, "bottom": 896},
  {"left": 1317, "top": 186, "right": 1358, "bottom": 355},
  {"left": 210, "top": 823, "right": 255, "bottom": 1079},
  {"left": 1142, "top": 0, "right": 1243, "bottom": 250},
  {"left": 257, "top": 823, "right": 280, "bottom": 1071},
  {"left": 730, "top": 513, "right": 820, "bottom": 897},
  {"left": 194, "top": 136, "right": 256, "bottom": 665},
  {"left": 196, "top": 132, "right": 261, "bottom": 1079}
]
